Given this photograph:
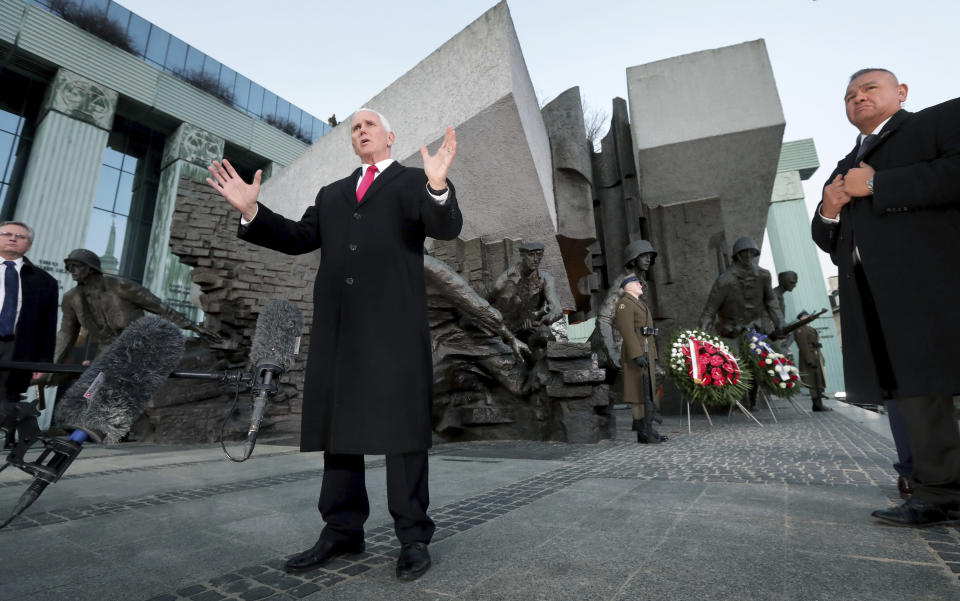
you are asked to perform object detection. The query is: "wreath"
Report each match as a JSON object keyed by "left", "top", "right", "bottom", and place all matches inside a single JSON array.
[
  {"left": 740, "top": 330, "right": 800, "bottom": 397},
  {"left": 666, "top": 329, "right": 752, "bottom": 407}
]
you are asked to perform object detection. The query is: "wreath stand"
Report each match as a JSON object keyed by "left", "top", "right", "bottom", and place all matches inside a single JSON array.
[
  {"left": 684, "top": 397, "right": 762, "bottom": 432},
  {"left": 683, "top": 398, "right": 714, "bottom": 433}
]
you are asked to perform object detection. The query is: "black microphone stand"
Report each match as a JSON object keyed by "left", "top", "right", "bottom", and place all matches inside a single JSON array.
[{"left": 0, "top": 361, "right": 256, "bottom": 529}]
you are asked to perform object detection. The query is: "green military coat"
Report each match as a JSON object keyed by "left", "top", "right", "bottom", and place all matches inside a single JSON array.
[
  {"left": 613, "top": 292, "right": 658, "bottom": 411},
  {"left": 794, "top": 324, "right": 826, "bottom": 391}
]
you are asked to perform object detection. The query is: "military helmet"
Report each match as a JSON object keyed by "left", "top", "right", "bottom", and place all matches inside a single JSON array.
[
  {"left": 731, "top": 236, "right": 760, "bottom": 257},
  {"left": 518, "top": 241, "right": 545, "bottom": 253},
  {"left": 64, "top": 248, "right": 103, "bottom": 274},
  {"left": 623, "top": 239, "right": 657, "bottom": 268}
]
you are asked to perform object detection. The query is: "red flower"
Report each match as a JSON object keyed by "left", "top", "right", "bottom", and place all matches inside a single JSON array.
[
  {"left": 722, "top": 362, "right": 734, "bottom": 373},
  {"left": 701, "top": 375, "right": 712, "bottom": 386},
  {"left": 703, "top": 343, "right": 716, "bottom": 354},
  {"left": 681, "top": 347, "right": 690, "bottom": 356},
  {"left": 710, "top": 355, "right": 724, "bottom": 367},
  {"left": 711, "top": 367, "right": 723, "bottom": 381}
]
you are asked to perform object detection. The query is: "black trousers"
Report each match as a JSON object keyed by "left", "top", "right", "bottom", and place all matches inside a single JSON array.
[
  {"left": 896, "top": 396, "right": 960, "bottom": 506},
  {"left": 317, "top": 451, "right": 435, "bottom": 544}
]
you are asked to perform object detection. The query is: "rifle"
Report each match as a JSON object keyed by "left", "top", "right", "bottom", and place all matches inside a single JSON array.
[
  {"left": 770, "top": 308, "right": 828, "bottom": 340},
  {"left": 642, "top": 329, "right": 662, "bottom": 442}
]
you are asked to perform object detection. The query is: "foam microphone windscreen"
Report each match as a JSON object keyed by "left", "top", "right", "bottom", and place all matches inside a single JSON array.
[
  {"left": 248, "top": 300, "right": 303, "bottom": 373},
  {"left": 55, "top": 316, "right": 185, "bottom": 444}
]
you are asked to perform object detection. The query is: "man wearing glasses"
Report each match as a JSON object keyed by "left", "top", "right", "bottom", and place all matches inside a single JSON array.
[{"left": 0, "top": 222, "right": 58, "bottom": 448}]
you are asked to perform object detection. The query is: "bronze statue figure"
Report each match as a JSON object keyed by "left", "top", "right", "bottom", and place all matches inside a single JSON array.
[
  {"left": 699, "top": 236, "right": 783, "bottom": 339},
  {"left": 54, "top": 249, "right": 219, "bottom": 364},
  {"left": 489, "top": 242, "right": 563, "bottom": 344}
]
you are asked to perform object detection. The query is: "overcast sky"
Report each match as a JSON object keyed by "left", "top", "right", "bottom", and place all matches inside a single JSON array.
[{"left": 116, "top": 0, "right": 958, "bottom": 285}]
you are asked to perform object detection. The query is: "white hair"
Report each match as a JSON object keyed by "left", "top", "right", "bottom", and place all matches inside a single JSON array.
[{"left": 352, "top": 107, "right": 392, "bottom": 134}]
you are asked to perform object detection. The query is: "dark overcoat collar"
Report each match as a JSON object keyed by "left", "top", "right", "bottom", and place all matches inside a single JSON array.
[
  {"left": 343, "top": 161, "right": 404, "bottom": 207},
  {"left": 853, "top": 108, "right": 911, "bottom": 165}
]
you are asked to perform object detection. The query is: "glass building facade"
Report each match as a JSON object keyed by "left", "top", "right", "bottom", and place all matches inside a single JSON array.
[{"left": 26, "top": 0, "right": 332, "bottom": 143}]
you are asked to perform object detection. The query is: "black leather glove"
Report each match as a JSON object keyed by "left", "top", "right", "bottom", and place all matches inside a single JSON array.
[{"left": 633, "top": 356, "right": 649, "bottom": 369}]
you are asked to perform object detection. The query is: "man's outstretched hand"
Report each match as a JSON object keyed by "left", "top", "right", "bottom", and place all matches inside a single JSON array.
[
  {"left": 421, "top": 126, "right": 456, "bottom": 191},
  {"left": 207, "top": 159, "right": 261, "bottom": 221}
]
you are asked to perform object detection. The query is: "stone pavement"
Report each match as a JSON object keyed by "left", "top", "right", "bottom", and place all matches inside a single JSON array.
[{"left": 2, "top": 399, "right": 959, "bottom": 601}]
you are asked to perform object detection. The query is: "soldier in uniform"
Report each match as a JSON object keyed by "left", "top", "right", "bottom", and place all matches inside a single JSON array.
[
  {"left": 793, "top": 311, "right": 831, "bottom": 412},
  {"left": 699, "top": 236, "right": 784, "bottom": 409},
  {"left": 614, "top": 275, "right": 664, "bottom": 443},
  {"left": 592, "top": 239, "right": 657, "bottom": 369},
  {"left": 53, "top": 249, "right": 219, "bottom": 364}
]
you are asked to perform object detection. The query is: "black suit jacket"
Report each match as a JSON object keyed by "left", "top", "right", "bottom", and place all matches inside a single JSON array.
[
  {"left": 239, "top": 162, "right": 463, "bottom": 453},
  {"left": 811, "top": 99, "right": 960, "bottom": 400},
  {"left": 7, "top": 256, "right": 58, "bottom": 396}
]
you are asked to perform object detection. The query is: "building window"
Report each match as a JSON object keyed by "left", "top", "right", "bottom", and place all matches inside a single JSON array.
[
  {"left": 85, "top": 115, "right": 164, "bottom": 283},
  {"left": 0, "top": 70, "right": 43, "bottom": 221}
]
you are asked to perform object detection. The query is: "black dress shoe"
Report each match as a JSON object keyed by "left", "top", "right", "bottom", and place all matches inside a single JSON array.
[
  {"left": 284, "top": 538, "right": 365, "bottom": 573},
  {"left": 871, "top": 498, "right": 959, "bottom": 528},
  {"left": 396, "top": 542, "right": 431, "bottom": 581}
]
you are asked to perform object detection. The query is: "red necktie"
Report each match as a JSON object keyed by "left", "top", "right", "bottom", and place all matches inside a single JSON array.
[{"left": 356, "top": 165, "right": 378, "bottom": 202}]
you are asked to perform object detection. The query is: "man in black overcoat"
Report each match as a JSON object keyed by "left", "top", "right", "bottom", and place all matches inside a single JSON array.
[
  {"left": 0, "top": 221, "right": 58, "bottom": 449},
  {"left": 207, "top": 108, "right": 462, "bottom": 578},
  {"left": 811, "top": 69, "right": 960, "bottom": 526}
]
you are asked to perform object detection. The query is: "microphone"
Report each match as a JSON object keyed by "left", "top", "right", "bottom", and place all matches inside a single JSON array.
[
  {"left": 56, "top": 316, "right": 186, "bottom": 444},
  {"left": 1, "top": 316, "right": 184, "bottom": 528},
  {"left": 236, "top": 299, "right": 303, "bottom": 461}
]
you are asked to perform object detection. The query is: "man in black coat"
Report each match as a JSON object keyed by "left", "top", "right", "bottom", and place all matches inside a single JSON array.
[
  {"left": 0, "top": 221, "right": 58, "bottom": 449},
  {"left": 811, "top": 69, "right": 960, "bottom": 527},
  {"left": 207, "top": 108, "right": 462, "bottom": 579}
]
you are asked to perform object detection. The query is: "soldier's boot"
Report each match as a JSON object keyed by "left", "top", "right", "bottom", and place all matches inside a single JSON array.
[
  {"left": 632, "top": 419, "right": 650, "bottom": 444},
  {"left": 811, "top": 395, "right": 832, "bottom": 412}
]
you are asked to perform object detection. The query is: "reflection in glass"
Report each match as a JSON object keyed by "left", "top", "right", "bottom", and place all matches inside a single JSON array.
[
  {"left": 94, "top": 167, "right": 120, "bottom": 211},
  {"left": 126, "top": 13, "right": 150, "bottom": 55},
  {"left": 88, "top": 0, "right": 111, "bottom": 13},
  {"left": 233, "top": 74, "right": 251, "bottom": 112},
  {"left": 104, "top": 1, "right": 127, "bottom": 27},
  {"left": 276, "top": 98, "right": 290, "bottom": 124},
  {"left": 184, "top": 46, "right": 204, "bottom": 74},
  {"left": 261, "top": 90, "right": 277, "bottom": 119},
  {"left": 164, "top": 36, "right": 187, "bottom": 72},
  {"left": 247, "top": 82, "right": 264, "bottom": 117},
  {"left": 0, "top": 110, "right": 19, "bottom": 135},
  {"left": 0, "top": 132, "right": 13, "bottom": 181},
  {"left": 114, "top": 171, "right": 134, "bottom": 215},
  {"left": 144, "top": 26, "right": 169, "bottom": 67},
  {"left": 85, "top": 209, "right": 128, "bottom": 266},
  {"left": 102, "top": 146, "right": 124, "bottom": 169}
]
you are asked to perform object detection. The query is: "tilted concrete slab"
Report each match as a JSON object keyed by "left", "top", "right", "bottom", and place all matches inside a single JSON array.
[
  {"left": 627, "top": 40, "right": 785, "bottom": 246},
  {"left": 256, "top": 1, "right": 572, "bottom": 307}
]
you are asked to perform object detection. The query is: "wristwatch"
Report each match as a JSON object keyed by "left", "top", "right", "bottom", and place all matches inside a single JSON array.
[{"left": 867, "top": 176, "right": 874, "bottom": 195}]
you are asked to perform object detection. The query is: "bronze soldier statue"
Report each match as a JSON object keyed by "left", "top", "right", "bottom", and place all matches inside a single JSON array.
[
  {"left": 794, "top": 311, "right": 830, "bottom": 412},
  {"left": 592, "top": 239, "right": 657, "bottom": 369},
  {"left": 613, "top": 275, "right": 664, "bottom": 443},
  {"left": 489, "top": 242, "right": 563, "bottom": 345},
  {"left": 771, "top": 271, "right": 798, "bottom": 357},
  {"left": 53, "top": 249, "right": 219, "bottom": 364},
  {"left": 699, "top": 236, "right": 784, "bottom": 409}
]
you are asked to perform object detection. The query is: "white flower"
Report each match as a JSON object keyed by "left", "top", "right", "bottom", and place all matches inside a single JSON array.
[
  {"left": 749, "top": 343, "right": 757, "bottom": 349},
  {"left": 779, "top": 382, "right": 787, "bottom": 389},
  {"left": 765, "top": 359, "right": 772, "bottom": 365}
]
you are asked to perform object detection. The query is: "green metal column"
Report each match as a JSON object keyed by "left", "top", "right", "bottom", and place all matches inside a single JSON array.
[
  {"left": 14, "top": 68, "right": 117, "bottom": 292},
  {"left": 767, "top": 148, "right": 845, "bottom": 395},
  {"left": 142, "top": 122, "right": 224, "bottom": 321}
]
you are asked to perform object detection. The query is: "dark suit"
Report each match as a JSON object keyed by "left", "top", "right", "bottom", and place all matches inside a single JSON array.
[
  {"left": 239, "top": 161, "right": 462, "bottom": 543},
  {"left": 811, "top": 99, "right": 960, "bottom": 505},
  {"left": 1, "top": 257, "right": 58, "bottom": 401}
]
